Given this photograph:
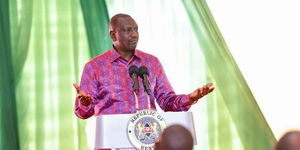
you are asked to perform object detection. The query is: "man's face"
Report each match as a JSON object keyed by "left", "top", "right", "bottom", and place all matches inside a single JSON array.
[{"left": 111, "top": 17, "right": 139, "bottom": 52}]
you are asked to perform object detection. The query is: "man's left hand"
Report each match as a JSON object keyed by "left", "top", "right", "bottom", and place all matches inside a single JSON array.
[{"left": 189, "top": 83, "right": 215, "bottom": 103}]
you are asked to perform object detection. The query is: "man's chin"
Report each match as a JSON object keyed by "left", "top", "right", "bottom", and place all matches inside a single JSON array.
[{"left": 129, "top": 45, "right": 137, "bottom": 50}]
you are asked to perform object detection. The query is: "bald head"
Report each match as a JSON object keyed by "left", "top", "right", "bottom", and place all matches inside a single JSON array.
[
  {"left": 156, "top": 125, "right": 193, "bottom": 150},
  {"left": 275, "top": 131, "right": 300, "bottom": 150},
  {"left": 109, "top": 13, "right": 132, "bottom": 32}
]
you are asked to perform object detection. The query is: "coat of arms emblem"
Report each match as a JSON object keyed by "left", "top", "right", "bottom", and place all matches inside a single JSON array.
[{"left": 128, "top": 109, "right": 167, "bottom": 150}]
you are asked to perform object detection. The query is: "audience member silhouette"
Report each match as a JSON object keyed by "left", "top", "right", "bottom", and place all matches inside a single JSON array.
[
  {"left": 274, "top": 130, "right": 300, "bottom": 150},
  {"left": 154, "top": 124, "right": 193, "bottom": 150}
]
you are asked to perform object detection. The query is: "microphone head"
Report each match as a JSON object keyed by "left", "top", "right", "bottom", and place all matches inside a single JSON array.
[
  {"left": 139, "top": 66, "right": 149, "bottom": 76},
  {"left": 129, "top": 65, "right": 139, "bottom": 76}
]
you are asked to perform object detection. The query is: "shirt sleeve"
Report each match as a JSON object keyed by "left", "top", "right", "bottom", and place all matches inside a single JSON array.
[
  {"left": 153, "top": 59, "right": 193, "bottom": 111},
  {"left": 74, "top": 62, "right": 112, "bottom": 119}
]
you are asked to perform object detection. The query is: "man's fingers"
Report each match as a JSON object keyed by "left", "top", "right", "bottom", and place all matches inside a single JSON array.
[
  {"left": 198, "top": 83, "right": 215, "bottom": 97},
  {"left": 73, "top": 83, "right": 90, "bottom": 98},
  {"left": 203, "top": 87, "right": 208, "bottom": 95},
  {"left": 209, "top": 87, "right": 215, "bottom": 93},
  {"left": 198, "top": 88, "right": 203, "bottom": 97},
  {"left": 78, "top": 93, "right": 91, "bottom": 98},
  {"left": 190, "top": 83, "right": 215, "bottom": 102},
  {"left": 203, "top": 83, "right": 213, "bottom": 91},
  {"left": 204, "top": 83, "right": 213, "bottom": 89},
  {"left": 80, "top": 95, "right": 93, "bottom": 106},
  {"left": 73, "top": 83, "right": 80, "bottom": 93},
  {"left": 204, "top": 83, "right": 214, "bottom": 93},
  {"left": 86, "top": 94, "right": 92, "bottom": 99},
  {"left": 73, "top": 83, "right": 92, "bottom": 106}
]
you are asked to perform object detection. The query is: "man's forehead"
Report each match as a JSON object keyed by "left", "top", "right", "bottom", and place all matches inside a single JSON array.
[{"left": 116, "top": 17, "right": 137, "bottom": 26}]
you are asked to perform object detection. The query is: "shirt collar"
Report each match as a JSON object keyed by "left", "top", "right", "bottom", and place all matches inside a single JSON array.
[{"left": 109, "top": 46, "right": 142, "bottom": 63}]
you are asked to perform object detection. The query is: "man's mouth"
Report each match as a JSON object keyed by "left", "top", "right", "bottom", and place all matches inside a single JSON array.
[{"left": 129, "top": 40, "right": 138, "bottom": 45}]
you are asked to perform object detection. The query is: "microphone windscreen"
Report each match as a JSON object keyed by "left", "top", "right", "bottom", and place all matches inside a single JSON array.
[
  {"left": 139, "top": 66, "right": 149, "bottom": 76},
  {"left": 129, "top": 65, "right": 139, "bottom": 76}
]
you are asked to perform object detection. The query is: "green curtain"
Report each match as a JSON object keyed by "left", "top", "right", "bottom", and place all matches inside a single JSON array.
[
  {"left": 0, "top": 0, "right": 20, "bottom": 149},
  {"left": 10, "top": 0, "right": 91, "bottom": 149},
  {"left": 182, "top": 0, "right": 276, "bottom": 150},
  {"left": 80, "top": 0, "right": 112, "bottom": 57},
  {"left": 9, "top": 0, "right": 33, "bottom": 83},
  {"left": 2, "top": 0, "right": 112, "bottom": 149}
]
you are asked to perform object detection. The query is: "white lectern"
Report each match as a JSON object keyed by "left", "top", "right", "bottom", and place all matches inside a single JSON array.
[{"left": 89, "top": 111, "right": 197, "bottom": 149}]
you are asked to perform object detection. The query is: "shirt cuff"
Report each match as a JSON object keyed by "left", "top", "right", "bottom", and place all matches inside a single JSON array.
[{"left": 179, "top": 95, "right": 193, "bottom": 108}]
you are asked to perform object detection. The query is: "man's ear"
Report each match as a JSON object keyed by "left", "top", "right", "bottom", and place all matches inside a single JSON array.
[{"left": 110, "top": 31, "right": 116, "bottom": 41}]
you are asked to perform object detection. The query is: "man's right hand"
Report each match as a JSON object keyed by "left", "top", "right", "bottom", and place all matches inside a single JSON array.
[{"left": 73, "top": 83, "right": 93, "bottom": 106}]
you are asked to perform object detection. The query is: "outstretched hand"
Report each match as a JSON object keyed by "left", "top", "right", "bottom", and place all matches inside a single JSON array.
[
  {"left": 73, "top": 83, "right": 93, "bottom": 106},
  {"left": 189, "top": 83, "right": 215, "bottom": 103}
]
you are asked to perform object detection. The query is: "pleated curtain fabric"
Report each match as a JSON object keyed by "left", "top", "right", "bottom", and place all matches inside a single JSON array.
[
  {"left": 0, "top": 0, "right": 20, "bottom": 149},
  {"left": 80, "top": 0, "right": 112, "bottom": 58},
  {"left": 182, "top": 0, "right": 276, "bottom": 150},
  {"left": 1, "top": 0, "right": 112, "bottom": 149}
]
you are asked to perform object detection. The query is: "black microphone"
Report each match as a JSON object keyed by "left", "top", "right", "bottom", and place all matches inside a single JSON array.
[
  {"left": 139, "top": 66, "right": 151, "bottom": 95},
  {"left": 129, "top": 65, "right": 139, "bottom": 95}
]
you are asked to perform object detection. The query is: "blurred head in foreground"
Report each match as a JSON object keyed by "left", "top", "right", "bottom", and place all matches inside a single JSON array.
[
  {"left": 154, "top": 124, "right": 193, "bottom": 150},
  {"left": 274, "top": 130, "right": 300, "bottom": 150}
]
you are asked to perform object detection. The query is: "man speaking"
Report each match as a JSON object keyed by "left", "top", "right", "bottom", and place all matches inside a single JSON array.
[{"left": 73, "top": 13, "right": 214, "bottom": 119}]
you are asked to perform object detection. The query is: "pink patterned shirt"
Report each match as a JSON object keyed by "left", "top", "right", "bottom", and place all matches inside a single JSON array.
[{"left": 74, "top": 48, "right": 192, "bottom": 119}]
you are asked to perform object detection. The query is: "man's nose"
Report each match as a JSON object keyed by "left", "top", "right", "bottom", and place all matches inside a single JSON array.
[{"left": 131, "top": 31, "right": 138, "bottom": 38}]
